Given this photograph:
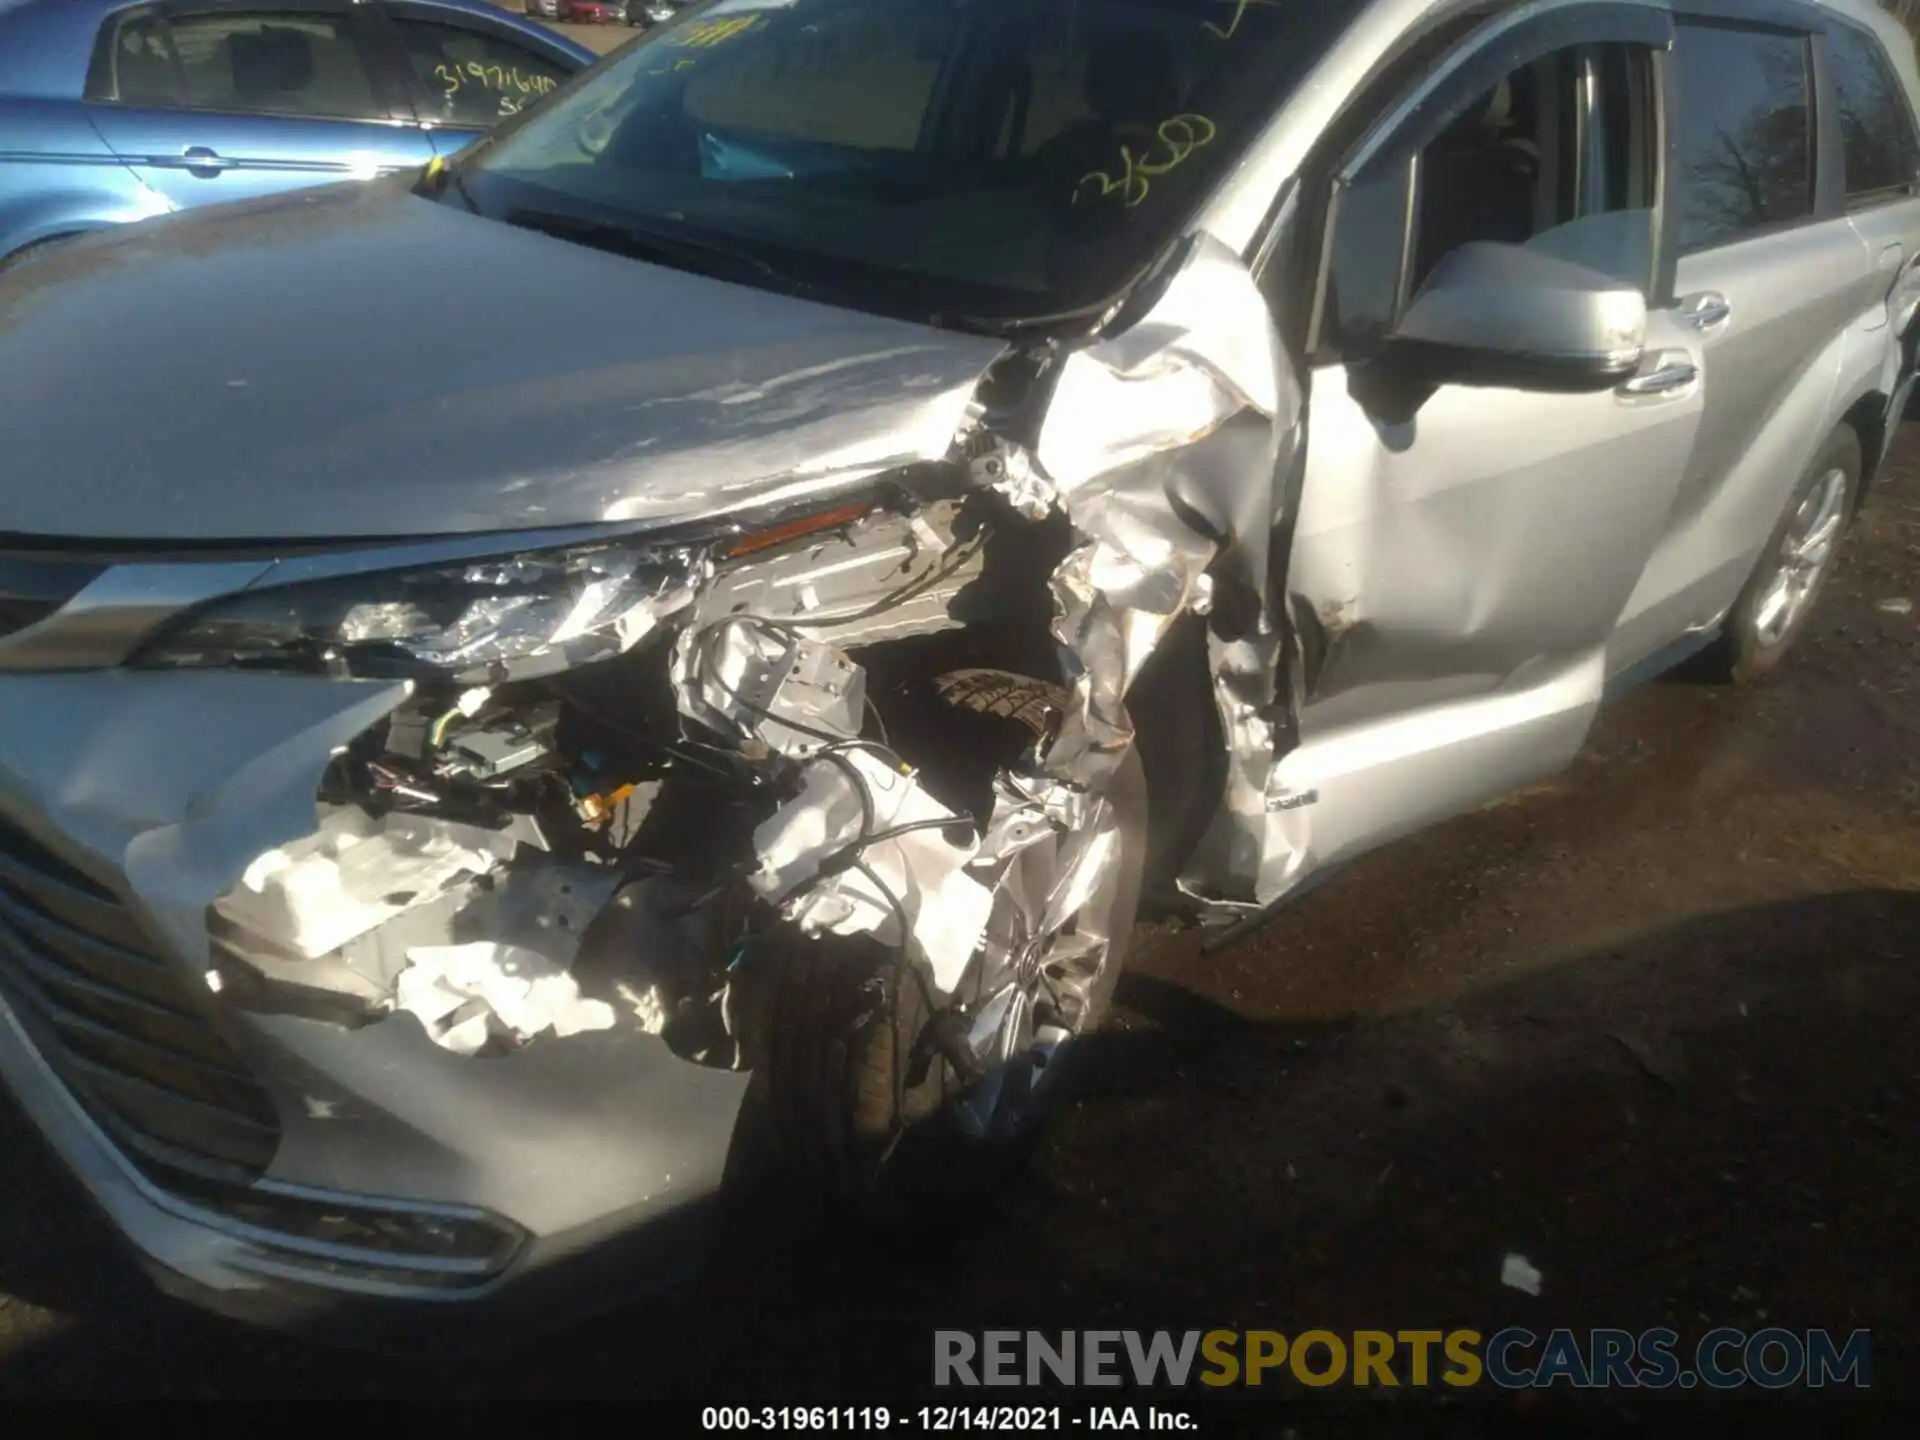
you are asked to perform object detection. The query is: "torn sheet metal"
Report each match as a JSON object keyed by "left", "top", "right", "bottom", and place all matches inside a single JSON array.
[
  {"left": 1034, "top": 235, "right": 1287, "bottom": 493},
  {"left": 671, "top": 617, "right": 866, "bottom": 757},
  {"left": 214, "top": 807, "right": 518, "bottom": 960},
  {"left": 971, "top": 771, "right": 1091, "bottom": 868},
  {"left": 1182, "top": 629, "right": 1300, "bottom": 903},
  {"left": 748, "top": 747, "right": 993, "bottom": 992},
  {"left": 380, "top": 547, "right": 709, "bottom": 685},
  {"left": 1008, "top": 233, "right": 1303, "bottom": 905},
  {"left": 397, "top": 941, "right": 617, "bottom": 1056}
]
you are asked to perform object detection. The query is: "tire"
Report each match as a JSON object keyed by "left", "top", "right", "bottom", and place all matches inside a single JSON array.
[
  {"left": 1698, "top": 425, "right": 1860, "bottom": 684},
  {"left": 1124, "top": 612, "right": 1225, "bottom": 902},
  {"left": 752, "top": 673, "right": 1148, "bottom": 1218}
]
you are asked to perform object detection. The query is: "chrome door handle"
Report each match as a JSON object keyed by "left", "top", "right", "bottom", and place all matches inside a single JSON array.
[
  {"left": 178, "top": 146, "right": 236, "bottom": 175},
  {"left": 1681, "top": 291, "right": 1731, "bottom": 331},
  {"left": 1619, "top": 351, "right": 1699, "bottom": 396}
]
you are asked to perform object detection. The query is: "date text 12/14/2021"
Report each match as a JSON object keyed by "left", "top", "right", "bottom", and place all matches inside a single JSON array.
[{"left": 701, "top": 1406, "right": 1198, "bottom": 1431}]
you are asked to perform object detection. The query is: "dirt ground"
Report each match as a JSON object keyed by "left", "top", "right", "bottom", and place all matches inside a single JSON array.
[{"left": 1, "top": 406, "right": 1916, "bottom": 1424}]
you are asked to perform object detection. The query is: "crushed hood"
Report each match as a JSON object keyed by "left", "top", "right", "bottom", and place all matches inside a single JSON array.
[{"left": 0, "top": 181, "right": 1008, "bottom": 541}]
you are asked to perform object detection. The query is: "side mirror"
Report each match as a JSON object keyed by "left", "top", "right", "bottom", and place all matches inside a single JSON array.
[{"left": 1389, "top": 239, "right": 1647, "bottom": 393}]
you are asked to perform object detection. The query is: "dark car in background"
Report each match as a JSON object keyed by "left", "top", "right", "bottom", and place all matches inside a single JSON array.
[{"left": 0, "top": 0, "right": 594, "bottom": 263}]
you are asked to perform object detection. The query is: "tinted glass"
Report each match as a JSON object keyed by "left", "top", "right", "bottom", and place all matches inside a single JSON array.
[
  {"left": 109, "top": 15, "right": 183, "bottom": 106},
  {"left": 1323, "top": 44, "right": 1656, "bottom": 360},
  {"left": 1321, "top": 160, "right": 1412, "bottom": 357},
  {"left": 394, "top": 19, "right": 571, "bottom": 128},
  {"left": 110, "top": 12, "right": 382, "bottom": 119},
  {"left": 456, "top": 0, "right": 1359, "bottom": 324},
  {"left": 1410, "top": 50, "right": 1653, "bottom": 290},
  {"left": 680, "top": 3, "right": 952, "bottom": 151},
  {"left": 1829, "top": 22, "right": 1920, "bottom": 199},
  {"left": 1672, "top": 23, "right": 1813, "bottom": 251}
]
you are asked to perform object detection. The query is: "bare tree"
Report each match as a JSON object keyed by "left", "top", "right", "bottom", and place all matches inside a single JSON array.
[{"left": 1680, "top": 40, "right": 1811, "bottom": 245}]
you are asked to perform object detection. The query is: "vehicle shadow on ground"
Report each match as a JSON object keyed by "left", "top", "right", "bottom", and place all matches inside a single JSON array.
[{"left": 1, "top": 888, "right": 1914, "bottom": 1422}]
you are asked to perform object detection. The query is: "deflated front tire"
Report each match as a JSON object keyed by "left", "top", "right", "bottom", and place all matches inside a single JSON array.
[{"left": 747, "top": 674, "right": 1148, "bottom": 1220}]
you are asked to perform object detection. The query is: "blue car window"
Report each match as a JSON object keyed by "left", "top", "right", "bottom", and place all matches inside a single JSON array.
[
  {"left": 114, "top": 11, "right": 384, "bottom": 119},
  {"left": 392, "top": 18, "right": 570, "bottom": 128},
  {"left": 110, "top": 14, "right": 184, "bottom": 105}
]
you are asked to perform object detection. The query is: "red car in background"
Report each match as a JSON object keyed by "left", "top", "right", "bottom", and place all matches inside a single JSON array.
[{"left": 564, "top": 0, "right": 626, "bottom": 21}]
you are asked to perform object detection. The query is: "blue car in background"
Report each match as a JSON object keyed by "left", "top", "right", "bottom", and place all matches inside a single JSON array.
[{"left": 0, "top": 0, "right": 594, "bottom": 262}]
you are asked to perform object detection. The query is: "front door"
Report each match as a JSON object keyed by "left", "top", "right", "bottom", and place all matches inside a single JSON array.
[{"left": 1265, "top": 2, "right": 1705, "bottom": 883}]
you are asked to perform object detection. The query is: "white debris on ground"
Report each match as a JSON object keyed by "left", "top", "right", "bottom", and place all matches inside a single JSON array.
[
  {"left": 397, "top": 941, "right": 616, "bottom": 1056},
  {"left": 1876, "top": 597, "right": 1913, "bottom": 616},
  {"left": 1501, "top": 1252, "right": 1544, "bottom": 1296}
]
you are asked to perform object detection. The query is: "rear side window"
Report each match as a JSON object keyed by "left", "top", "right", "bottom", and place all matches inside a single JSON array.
[
  {"left": 1828, "top": 21, "right": 1920, "bottom": 202},
  {"left": 107, "top": 15, "right": 183, "bottom": 107},
  {"left": 1672, "top": 23, "right": 1813, "bottom": 252},
  {"left": 391, "top": 18, "right": 571, "bottom": 128},
  {"left": 95, "top": 10, "right": 383, "bottom": 121}
]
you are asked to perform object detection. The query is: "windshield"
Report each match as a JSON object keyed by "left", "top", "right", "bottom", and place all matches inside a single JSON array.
[{"left": 457, "top": 0, "right": 1355, "bottom": 324}]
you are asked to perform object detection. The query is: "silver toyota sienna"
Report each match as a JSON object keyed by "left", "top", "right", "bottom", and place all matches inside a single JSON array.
[{"left": 1, "top": 0, "right": 1916, "bottom": 1332}]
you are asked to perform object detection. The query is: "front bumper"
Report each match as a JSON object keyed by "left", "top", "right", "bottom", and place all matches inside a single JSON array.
[{"left": 0, "top": 670, "right": 749, "bottom": 1333}]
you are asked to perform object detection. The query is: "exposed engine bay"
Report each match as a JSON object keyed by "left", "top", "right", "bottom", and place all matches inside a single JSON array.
[
  {"left": 200, "top": 235, "right": 1300, "bottom": 1095},
  {"left": 202, "top": 489, "right": 1100, "bottom": 1075}
]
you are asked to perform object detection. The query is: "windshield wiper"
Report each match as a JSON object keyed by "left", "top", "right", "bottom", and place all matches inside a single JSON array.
[{"left": 502, "top": 207, "right": 810, "bottom": 295}]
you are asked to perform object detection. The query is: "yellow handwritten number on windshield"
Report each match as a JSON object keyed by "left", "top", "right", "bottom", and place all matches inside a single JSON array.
[
  {"left": 1075, "top": 114, "right": 1216, "bottom": 209},
  {"left": 1203, "top": 0, "right": 1285, "bottom": 42}
]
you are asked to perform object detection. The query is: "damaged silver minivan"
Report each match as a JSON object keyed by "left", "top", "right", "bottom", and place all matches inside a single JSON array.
[{"left": 1, "top": 0, "right": 1917, "bottom": 1329}]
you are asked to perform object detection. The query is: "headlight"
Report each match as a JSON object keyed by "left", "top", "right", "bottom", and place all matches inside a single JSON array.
[{"left": 138, "top": 539, "right": 707, "bottom": 682}]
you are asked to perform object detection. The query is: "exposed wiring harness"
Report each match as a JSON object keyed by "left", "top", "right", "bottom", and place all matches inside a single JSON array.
[
  {"left": 774, "top": 527, "right": 988, "bottom": 631},
  {"left": 753, "top": 728, "right": 986, "bottom": 1151},
  {"left": 683, "top": 599, "right": 993, "bottom": 1147}
]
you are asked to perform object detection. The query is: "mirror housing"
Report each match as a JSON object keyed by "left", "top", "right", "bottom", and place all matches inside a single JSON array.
[{"left": 1389, "top": 240, "right": 1647, "bottom": 393}]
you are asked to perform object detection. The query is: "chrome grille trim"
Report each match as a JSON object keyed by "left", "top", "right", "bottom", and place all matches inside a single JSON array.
[{"left": 0, "top": 815, "right": 281, "bottom": 1181}]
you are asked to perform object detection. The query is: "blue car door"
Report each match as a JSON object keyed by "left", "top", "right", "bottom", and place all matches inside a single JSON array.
[{"left": 82, "top": 0, "right": 433, "bottom": 212}]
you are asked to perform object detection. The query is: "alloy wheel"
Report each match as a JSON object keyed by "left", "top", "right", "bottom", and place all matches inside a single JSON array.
[{"left": 1750, "top": 467, "right": 1849, "bottom": 648}]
